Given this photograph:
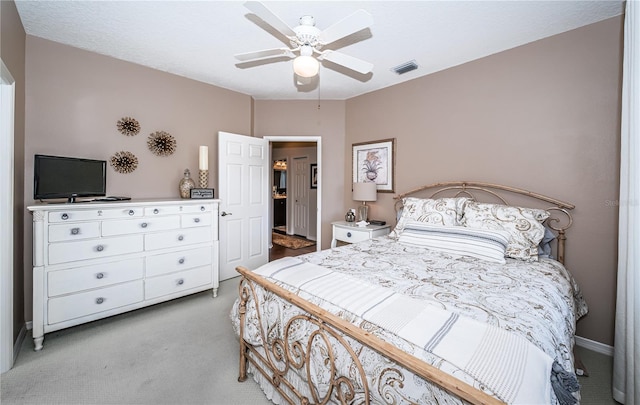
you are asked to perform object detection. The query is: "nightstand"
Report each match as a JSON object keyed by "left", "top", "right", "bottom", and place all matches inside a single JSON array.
[{"left": 331, "top": 221, "right": 391, "bottom": 248}]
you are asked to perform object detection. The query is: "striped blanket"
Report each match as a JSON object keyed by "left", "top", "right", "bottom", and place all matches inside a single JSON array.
[{"left": 255, "top": 256, "right": 555, "bottom": 404}]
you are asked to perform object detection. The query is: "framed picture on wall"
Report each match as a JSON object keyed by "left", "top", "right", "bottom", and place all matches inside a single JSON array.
[
  {"left": 310, "top": 164, "right": 318, "bottom": 189},
  {"left": 352, "top": 138, "right": 395, "bottom": 193}
]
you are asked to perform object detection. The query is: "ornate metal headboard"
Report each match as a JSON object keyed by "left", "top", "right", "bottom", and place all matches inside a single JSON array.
[{"left": 393, "top": 181, "right": 575, "bottom": 264}]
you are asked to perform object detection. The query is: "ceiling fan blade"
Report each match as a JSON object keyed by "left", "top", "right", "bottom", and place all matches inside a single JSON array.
[
  {"left": 235, "top": 48, "right": 294, "bottom": 62},
  {"left": 322, "top": 50, "right": 373, "bottom": 74},
  {"left": 318, "top": 9, "right": 373, "bottom": 46},
  {"left": 244, "top": 1, "right": 296, "bottom": 38}
]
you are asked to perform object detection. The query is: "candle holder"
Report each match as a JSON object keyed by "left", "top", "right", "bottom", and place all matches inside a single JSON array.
[{"left": 198, "top": 170, "right": 209, "bottom": 188}]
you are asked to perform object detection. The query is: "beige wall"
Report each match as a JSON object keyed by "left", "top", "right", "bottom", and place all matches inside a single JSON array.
[
  {"left": 1, "top": 0, "right": 26, "bottom": 343},
  {"left": 23, "top": 36, "right": 253, "bottom": 320},
  {"left": 346, "top": 16, "right": 623, "bottom": 345},
  {"left": 19, "top": 16, "right": 622, "bottom": 347},
  {"left": 253, "top": 100, "right": 346, "bottom": 249}
]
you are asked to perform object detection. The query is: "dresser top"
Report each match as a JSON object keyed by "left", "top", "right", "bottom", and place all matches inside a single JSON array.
[{"left": 28, "top": 198, "right": 221, "bottom": 212}]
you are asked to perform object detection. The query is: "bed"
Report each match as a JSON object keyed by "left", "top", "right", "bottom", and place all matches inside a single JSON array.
[{"left": 231, "top": 182, "right": 588, "bottom": 405}]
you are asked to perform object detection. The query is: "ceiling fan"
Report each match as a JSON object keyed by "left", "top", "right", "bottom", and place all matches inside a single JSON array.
[{"left": 235, "top": 1, "right": 374, "bottom": 78}]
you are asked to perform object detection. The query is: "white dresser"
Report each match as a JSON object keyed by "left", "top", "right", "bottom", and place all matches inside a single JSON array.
[{"left": 27, "top": 199, "right": 220, "bottom": 351}]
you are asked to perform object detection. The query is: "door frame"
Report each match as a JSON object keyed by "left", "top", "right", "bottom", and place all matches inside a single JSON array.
[
  {"left": 1, "top": 59, "right": 15, "bottom": 372},
  {"left": 264, "top": 136, "right": 321, "bottom": 252}
]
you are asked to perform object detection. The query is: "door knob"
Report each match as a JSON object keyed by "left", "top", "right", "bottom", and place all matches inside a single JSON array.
[{"left": 221, "top": 212, "right": 233, "bottom": 217}]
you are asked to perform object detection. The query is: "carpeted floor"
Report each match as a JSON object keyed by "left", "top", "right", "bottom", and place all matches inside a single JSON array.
[
  {"left": 271, "top": 232, "right": 315, "bottom": 249},
  {"left": 1, "top": 277, "right": 619, "bottom": 405},
  {"left": 1, "top": 279, "right": 272, "bottom": 405}
]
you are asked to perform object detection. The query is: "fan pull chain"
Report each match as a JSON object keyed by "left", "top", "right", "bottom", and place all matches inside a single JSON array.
[{"left": 317, "top": 70, "right": 321, "bottom": 110}]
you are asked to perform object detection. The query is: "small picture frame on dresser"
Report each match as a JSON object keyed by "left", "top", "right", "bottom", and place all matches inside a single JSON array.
[{"left": 190, "top": 188, "right": 214, "bottom": 199}]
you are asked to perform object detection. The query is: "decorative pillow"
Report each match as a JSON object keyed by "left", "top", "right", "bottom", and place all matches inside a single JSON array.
[
  {"left": 398, "top": 222, "right": 509, "bottom": 264},
  {"left": 461, "top": 202, "right": 550, "bottom": 262},
  {"left": 538, "top": 226, "right": 557, "bottom": 259},
  {"left": 390, "top": 197, "right": 470, "bottom": 238}
]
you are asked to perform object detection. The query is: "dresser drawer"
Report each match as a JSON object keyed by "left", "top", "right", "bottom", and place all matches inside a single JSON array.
[
  {"left": 48, "top": 208, "right": 142, "bottom": 223},
  {"left": 180, "top": 204, "right": 212, "bottom": 214},
  {"left": 48, "top": 280, "right": 143, "bottom": 324},
  {"left": 146, "top": 247, "right": 212, "bottom": 277},
  {"left": 48, "top": 235, "right": 143, "bottom": 265},
  {"left": 48, "top": 258, "right": 144, "bottom": 297},
  {"left": 145, "top": 266, "right": 212, "bottom": 300},
  {"left": 101, "top": 216, "right": 180, "bottom": 236},
  {"left": 144, "top": 205, "right": 182, "bottom": 216},
  {"left": 181, "top": 213, "right": 212, "bottom": 228},
  {"left": 48, "top": 222, "right": 101, "bottom": 242},
  {"left": 333, "top": 226, "right": 372, "bottom": 244},
  {"left": 144, "top": 227, "right": 212, "bottom": 251}
]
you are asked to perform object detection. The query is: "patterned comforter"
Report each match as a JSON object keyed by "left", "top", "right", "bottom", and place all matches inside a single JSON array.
[{"left": 231, "top": 236, "right": 588, "bottom": 404}]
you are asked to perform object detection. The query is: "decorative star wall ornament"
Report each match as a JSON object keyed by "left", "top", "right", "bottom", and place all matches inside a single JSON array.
[
  {"left": 116, "top": 116, "right": 141, "bottom": 137},
  {"left": 147, "top": 131, "right": 176, "bottom": 156},
  {"left": 110, "top": 151, "right": 138, "bottom": 174}
]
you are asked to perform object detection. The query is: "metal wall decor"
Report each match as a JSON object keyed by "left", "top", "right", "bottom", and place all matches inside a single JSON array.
[
  {"left": 110, "top": 151, "right": 138, "bottom": 174},
  {"left": 116, "top": 116, "right": 141, "bottom": 136},
  {"left": 147, "top": 131, "right": 176, "bottom": 156}
]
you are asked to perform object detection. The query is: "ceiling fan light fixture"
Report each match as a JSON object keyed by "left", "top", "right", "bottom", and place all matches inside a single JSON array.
[{"left": 293, "top": 55, "right": 319, "bottom": 78}]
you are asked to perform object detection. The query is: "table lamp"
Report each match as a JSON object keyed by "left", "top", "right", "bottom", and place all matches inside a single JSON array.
[{"left": 353, "top": 182, "right": 377, "bottom": 222}]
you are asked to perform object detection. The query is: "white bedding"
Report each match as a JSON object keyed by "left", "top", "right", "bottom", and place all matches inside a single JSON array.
[{"left": 231, "top": 235, "right": 587, "bottom": 404}]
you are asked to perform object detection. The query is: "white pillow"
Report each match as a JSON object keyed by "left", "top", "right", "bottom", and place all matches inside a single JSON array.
[
  {"left": 462, "top": 202, "right": 550, "bottom": 262},
  {"left": 391, "top": 197, "right": 470, "bottom": 238},
  {"left": 398, "top": 222, "right": 510, "bottom": 264}
]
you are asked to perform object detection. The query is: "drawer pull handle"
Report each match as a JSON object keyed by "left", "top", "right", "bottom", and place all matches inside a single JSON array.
[
  {"left": 347, "top": 232, "right": 352, "bottom": 238},
  {"left": 61, "top": 213, "right": 69, "bottom": 220},
  {"left": 200, "top": 206, "right": 205, "bottom": 211},
  {"left": 96, "top": 245, "right": 105, "bottom": 252},
  {"left": 178, "top": 258, "right": 185, "bottom": 264},
  {"left": 96, "top": 272, "right": 105, "bottom": 279},
  {"left": 96, "top": 297, "right": 105, "bottom": 304},
  {"left": 194, "top": 218, "right": 200, "bottom": 223},
  {"left": 153, "top": 209, "right": 159, "bottom": 214},
  {"left": 128, "top": 210, "right": 135, "bottom": 216},
  {"left": 70, "top": 227, "right": 80, "bottom": 235},
  {"left": 177, "top": 279, "right": 184, "bottom": 286},
  {"left": 178, "top": 235, "right": 184, "bottom": 241},
  {"left": 140, "top": 222, "right": 148, "bottom": 228}
]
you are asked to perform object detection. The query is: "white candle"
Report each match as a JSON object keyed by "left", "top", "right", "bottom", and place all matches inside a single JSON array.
[{"left": 199, "top": 146, "right": 208, "bottom": 170}]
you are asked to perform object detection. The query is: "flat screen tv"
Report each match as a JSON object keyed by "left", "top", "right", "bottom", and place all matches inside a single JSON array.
[{"left": 34, "top": 154, "right": 107, "bottom": 203}]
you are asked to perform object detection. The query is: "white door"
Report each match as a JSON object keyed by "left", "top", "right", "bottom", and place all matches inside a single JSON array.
[
  {"left": 292, "top": 156, "right": 309, "bottom": 238},
  {"left": 218, "top": 132, "right": 269, "bottom": 281}
]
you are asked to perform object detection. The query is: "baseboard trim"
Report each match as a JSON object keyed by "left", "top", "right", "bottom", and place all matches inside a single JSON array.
[
  {"left": 575, "top": 335, "right": 614, "bottom": 356},
  {"left": 13, "top": 324, "right": 27, "bottom": 364}
]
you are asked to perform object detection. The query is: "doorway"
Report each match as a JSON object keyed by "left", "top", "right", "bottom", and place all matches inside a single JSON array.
[
  {"left": 272, "top": 159, "right": 287, "bottom": 234},
  {"left": 265, "top": 136, "right": 321, "bottom": 260}
]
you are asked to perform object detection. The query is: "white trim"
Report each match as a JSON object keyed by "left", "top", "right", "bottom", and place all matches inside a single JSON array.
[
  {"left": 0, "top": 59, "right": 16, "bottom": 373},
  {"left": 13, "top": 324, "right": 27, "bottom": 364},
  {"left": 575, "top": 335, "right": 614, "bottom": 357},
  {"left": 264, "top": 136, "right": 322, "bottom": 252}
]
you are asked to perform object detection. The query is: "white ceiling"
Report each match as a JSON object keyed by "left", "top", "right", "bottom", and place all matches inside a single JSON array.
[{"left": 15, "top": 1, "right": 624, "bottom": 100}]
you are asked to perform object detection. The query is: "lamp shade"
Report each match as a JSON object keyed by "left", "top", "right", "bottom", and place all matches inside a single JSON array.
[
  {"left": 353, "top": 182, "right": 377, "bottom": 202},
  {"left": 293, "top": 55, "right": 320, "bottom": 78}
]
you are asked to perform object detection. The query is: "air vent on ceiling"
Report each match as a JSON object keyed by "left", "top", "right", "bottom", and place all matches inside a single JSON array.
[{"left": 391, "top": 60, "right": 418, "bottom": 75}]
